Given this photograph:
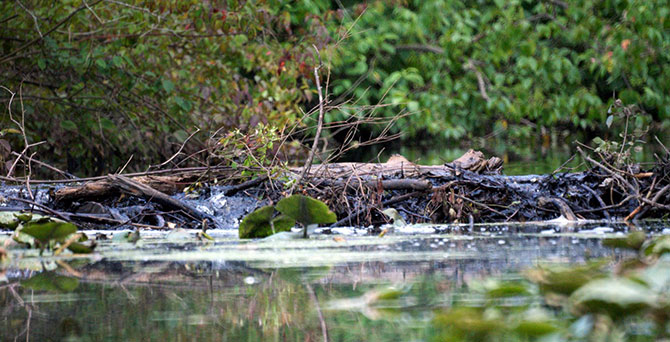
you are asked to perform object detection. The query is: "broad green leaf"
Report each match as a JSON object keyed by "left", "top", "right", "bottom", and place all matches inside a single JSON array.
[
  {"left": 643, "top": 235, "right": 670, "bottom": 256},
  {"left": 0, "top": 212, "right": 19, "bottom": 230},
  {"left": 602, "top": 231, "right": 646, "bottom": 250},
  {"left": 526, "top": 261, "right": 607, "bottom": 296},
  {"left": 66, "top": 241, "right": 96, "bottom": 254},
  {"left": 21, "top": 272, "right": 79, "bottom": 293},
  {"left": 570, "top": 278, "right": 656, "bottom": 316},
  {"left": 637, "top": 255, "right": 670, "bottom": 293},
  {"left": 112, "top": 230, "right": 140, "bottom": 243},
  {"left": 95, "top": 59, "right": 107, "bottom": 69},
  {"left": 100, "top": 117, "right": 116, "bottom": 131},
  {"left": 275, "top": 195, "right": 336, "bottom": 226},
  {"left": 15, "top": 213, "right": 32, "bottom": 222},
  {"left": 21, "top": 221, "right": 77, "bottom": 244},
  {"left": 60, "top": 120, "right": 77, "bottom": 131},
  {"left": 272, "top": 215, "right": 296, "bottom": 232},
  {"left": 162, "top": 79, "right": 175, "bottom": 94},
  {"left": 175, "top": 96, "right": 192, "bottom": 111},
  {"left": 486, "top": 282, "right": 530, "bottom": 298},
  {"left": 433, "top": 308, "right": 504, "bottom": 333},
  {"left": 514, "top": 321, "right": 558, "bottom": 337},
  {"left": 239, "top": 206, "right": 294, "bottom": 238},
  {"left": 112, "top": 55, "right": 123, "bottom": 67}
]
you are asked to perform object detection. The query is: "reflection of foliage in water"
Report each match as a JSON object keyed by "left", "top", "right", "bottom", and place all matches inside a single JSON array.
[
  {"left": 2, "top": 231, "right": 670, "bottom": 341},
  {"left": 432, "top": 233, "right": 670, "bottom": 341}
]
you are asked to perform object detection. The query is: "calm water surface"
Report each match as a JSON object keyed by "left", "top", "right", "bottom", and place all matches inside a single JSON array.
[{"left": 2, "top": 221, "right": 668, "bottom": 341}]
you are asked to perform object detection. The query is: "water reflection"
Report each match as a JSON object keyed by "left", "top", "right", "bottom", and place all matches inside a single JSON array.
[{"left": 3, "top": 221, "right": 656, "bottom": 341}]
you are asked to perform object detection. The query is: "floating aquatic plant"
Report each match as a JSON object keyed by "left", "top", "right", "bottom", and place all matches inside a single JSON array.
[{"left": 239, "top": 195, "right": 336, "bottom": 239}]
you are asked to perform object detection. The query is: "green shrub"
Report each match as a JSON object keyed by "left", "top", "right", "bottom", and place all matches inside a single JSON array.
[{"left": 1, "top": 0, "right": 669, "bottom": 174}]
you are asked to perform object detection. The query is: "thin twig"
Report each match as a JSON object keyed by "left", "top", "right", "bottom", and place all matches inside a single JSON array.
[
  {"left": 16, "top": 0, "right": 42, "bottom": 37},
  {"left": 6, "top": 141, "right": 46, "bottom": 178},
  {"left": 149, "top": 128, "right": 200, "bottom": 170},
  {"left": 10, "top": 151, "right": 78, "bottom": 179},
  {"left": 291, "top": 45, "right": 325, "bottom": 193},
  {"left": 53, "top": 233, "right": 82, "bottom": 256},
  {"left": 464, "top": 59, "right": 490, "bottom": 102},
  {"left": 7, "top": 197, "right": 70, "bottom": 222}
]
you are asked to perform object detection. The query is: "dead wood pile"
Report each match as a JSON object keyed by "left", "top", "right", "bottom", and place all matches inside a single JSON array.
[{"left": 37, "top": 149, "right": 670, "bottom": 229}]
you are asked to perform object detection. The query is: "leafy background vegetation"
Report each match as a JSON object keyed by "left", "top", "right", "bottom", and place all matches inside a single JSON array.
[{"left": 1, "top": 0, "right": 669, "bottom": 175}]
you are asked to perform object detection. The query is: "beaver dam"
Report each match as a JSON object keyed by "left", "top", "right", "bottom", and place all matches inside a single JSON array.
[{"left": 2, "top": 147, "right": 669, "bottom": 232}]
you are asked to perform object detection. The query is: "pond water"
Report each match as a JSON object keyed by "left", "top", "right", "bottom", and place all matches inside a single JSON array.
[
  {"left": 344, "top": 132, "right": 670, "bottom": 175},
  {"left": 2, "top": 221, "right": 669, "bottom": 341}
]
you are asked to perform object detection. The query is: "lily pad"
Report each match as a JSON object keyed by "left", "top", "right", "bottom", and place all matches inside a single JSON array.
[
  {"left": 486, "top": 281, "right": 530, "bottom": 298},
  {"left": 275, "top": 195, "right": 336, "bottom": 226},
  {"left": 21, "top": 271, "right": 79, "bottom": 293},
  {"left": 570, "top": 277, "right": 656, "bottom": 317},
  {"left": 602, "top": 231, "right": 646, "bottom": 250},
  {"left": 526, "top": 261, "right": 606, "bottom": 296},
  {"left": 67, "top": 241, "right": 96, "bottom": 254},
  {"left": 381, "top": 208, "right": 407, "bottom": 226},
  {"left": 643, "top": 235, "right": 670, "bottom": 257},
  {"left": 21, "top": 221, "right": 77, "bottom": 244},
  {"left": 433, "top": 308, "right": 505, "bottom": 333},
  {"left": 15, "top": 213, "right": 32, "bottom": 222},
  {"left": 112, "top": 230, "right": 141, "bottom": 243},
  {"left": 0, "top": 212, "right": 19, "bottom": 230},
  {"left": 239, "top": 206, "right": 295, "bottom": 239},
  {"left": 514, "top": 320, "right": 558, "bottom": 337}
]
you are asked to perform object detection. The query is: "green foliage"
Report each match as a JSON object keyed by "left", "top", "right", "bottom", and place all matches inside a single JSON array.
[
  {"left": 570, "top": 278, "right": 657, "bottom": 316},
  {"left": 215, "top": 123, "right": 284, "bottom": 177},
  {"left": 602, "top": 230, "right": 646, "bottom": 250},
  {"left": 21, "top": 221, "right": 77, "bottom": 245},
  {"left": 0, "top": 0, "right": 331, "bottom": 175},
  {"left": 239, "top": 205, "right": 294, "bottom": 239},
  {"left": 275, "top": 195, "right": 336, "bottom": 226},
  {"left": 21, "top": 271, "right": 80, "bottom": 293},
  {"left": 326, "top": 0, "right": 670, "bottom": 141},
  {"left": 7, "top": 213, "right": 95, "bottom": 255},
  {"left": 430, "top": 232, "right": 670, "bottom": 341},
  {"left": 591, "top": 99, "right": 649, "bottom": 167},
  {"left": 239, "top": 194, "right": 335, "bottom": 239},
  {"left": 2, "top": 0, "right": 670, "bottom": 173},
  {"left": 526, "top": 261, "right": 607, "bottom": 295}
]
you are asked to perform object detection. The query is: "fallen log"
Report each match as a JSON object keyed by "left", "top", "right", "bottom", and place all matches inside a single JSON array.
[
  {"left": 55, "top": 174, "right": 194, "bottom": 202},
  {"left": 107, "top": 174, "right": 214, "bottom": 224}
]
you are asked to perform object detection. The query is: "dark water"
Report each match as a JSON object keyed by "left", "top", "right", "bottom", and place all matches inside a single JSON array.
[
  {"left": 344, "top": 132, "right": 669, "bottom": 175},
  {"left": 2, "top": 221, "right": 668, "bottom": 341}
]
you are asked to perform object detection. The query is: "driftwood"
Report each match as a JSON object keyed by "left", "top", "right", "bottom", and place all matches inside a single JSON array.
[
  {"left": 53, "top": 174, "right": 216, "bottom": 228},
  {"left": 107, "top": 175, "right": 214, "bottom": 224},
  {"left": 55, "top": 174, "right": 194, "bottom": 202}
]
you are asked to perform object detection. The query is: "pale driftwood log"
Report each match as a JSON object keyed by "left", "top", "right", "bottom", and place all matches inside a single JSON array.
[
  {"left": 107, "top": 174, "right": 212, "bottom": 222},
  {"left": 55, "top": 175, "right": 192, "bottom": 202},
  {"left": 54, "top": 174, "right": 216, "bottom": 226},
  {"left": 316, "top": 178, "right": 433, "bottom": 192},
  {"left": 288, "top": 154, "right": 454, "bottom": 180}
]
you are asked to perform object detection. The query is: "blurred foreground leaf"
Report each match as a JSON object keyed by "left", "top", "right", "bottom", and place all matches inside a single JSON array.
[{"left": 22, "top": 272, "right": 79, "bottom": 293}]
